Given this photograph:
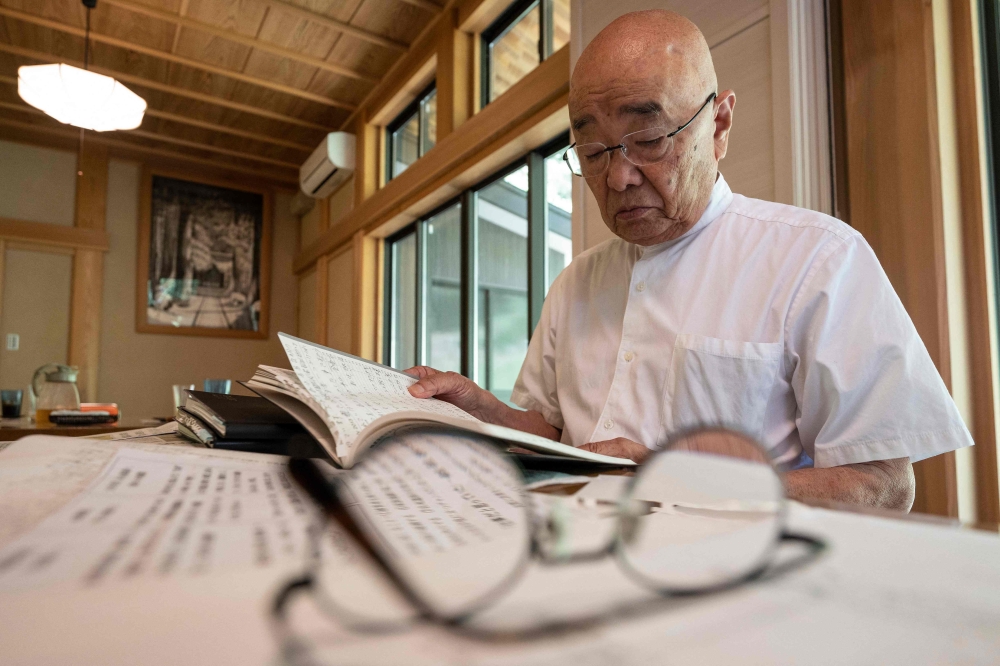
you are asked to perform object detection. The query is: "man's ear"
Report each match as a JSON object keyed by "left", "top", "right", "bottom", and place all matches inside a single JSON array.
[{"left": 713, "top": 90, "right": 736, "bottom": 161}]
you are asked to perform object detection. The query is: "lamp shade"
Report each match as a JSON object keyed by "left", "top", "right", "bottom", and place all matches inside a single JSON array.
[{"left": 17, "top": 63, "right": 147, "bottom": 132}]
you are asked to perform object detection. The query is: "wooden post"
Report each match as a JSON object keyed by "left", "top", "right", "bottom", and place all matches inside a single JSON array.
[
  {"left": 437, "top": 6, "right": 473, "bottom": 140},
  {"left": 67, "top": 142, "right": 108, "bottom": 402},
  {"left": 837, "top": 0, "right": 956, "bottom": 516},
  {"left": 352, "top": 231, "right": 379, "bottom": 360},
  {"left": 315, "top": 254, "right": 328, "bottom": 346},
  {"left": 951, "top": 0, "right": 1000, "bottom": 525},
  {"left": 354, "top": 114, "right": 380, "bottom": 205}
]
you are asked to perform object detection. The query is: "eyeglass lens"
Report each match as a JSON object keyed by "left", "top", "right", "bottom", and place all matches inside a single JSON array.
[
  {"left": 307, "top": 428, "right": 785, "bottom": 626},
  {"left": 616, "top": 432, "right": 784, "bottom": 592}
]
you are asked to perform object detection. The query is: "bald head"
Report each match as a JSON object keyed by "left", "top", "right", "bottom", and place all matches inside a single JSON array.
[
  {"left": 572, "top": 10, "right": 716, "bottom": 116},
  {"left": 569, "top": 10, "right": 734, "bottom": 246}
]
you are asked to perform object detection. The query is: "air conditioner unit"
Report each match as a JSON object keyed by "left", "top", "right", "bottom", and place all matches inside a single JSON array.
[{"left": 299, "top": 132, "right": 355, "bottom": 199}]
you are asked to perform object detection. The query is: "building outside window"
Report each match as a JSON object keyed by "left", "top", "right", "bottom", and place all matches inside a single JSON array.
[
  {"left": 482, "top": 0, "right": 571, "bottom": 105},
  {"left": 385, "top": 135, "right": 572, "bottom": 404},
  {"left": 386, "top": 83, "right": 437, "bottom": 182}
]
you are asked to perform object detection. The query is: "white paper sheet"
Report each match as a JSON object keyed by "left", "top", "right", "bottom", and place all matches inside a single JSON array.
[
  {"left": 0, "top": 447, "right": 318, "bottom": 591},
  {"left": 85, "top": 421, "right": 180, "bottom": 443}
]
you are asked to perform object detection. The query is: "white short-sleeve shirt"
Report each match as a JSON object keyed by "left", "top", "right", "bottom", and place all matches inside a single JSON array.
[{"left": 511, "top": 174, "right": 972, "bottom": 468}]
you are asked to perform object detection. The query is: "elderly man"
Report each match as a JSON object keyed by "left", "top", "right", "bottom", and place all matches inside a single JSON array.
[{"left": 406, "top": 10, "right": 971, "bottom": 510}]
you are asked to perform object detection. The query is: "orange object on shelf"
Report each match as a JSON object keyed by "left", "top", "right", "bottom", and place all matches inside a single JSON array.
[{"left": 80, "top": 403, "right": 119, "bottom": 419}]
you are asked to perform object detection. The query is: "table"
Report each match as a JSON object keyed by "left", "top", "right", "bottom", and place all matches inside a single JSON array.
[
  {"left": 0, "top": 416, "right": 167, "bottom": 441},
  {"left": 0, "top": 435, "right": 998, "bottom": 665}
]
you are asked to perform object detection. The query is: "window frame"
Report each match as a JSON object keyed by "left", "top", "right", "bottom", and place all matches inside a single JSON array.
[
  {"left": 384, "top": 81, "right": 437, "bottom": 184},
  {"left": 384, "top": 135, "right": 572, "bottom": 387},
  {"left": 981, "top": 0, "right": 1000, "bottom": 355},
  {"left": 481, "top": 0, "right": 560, "bottom": 107}
]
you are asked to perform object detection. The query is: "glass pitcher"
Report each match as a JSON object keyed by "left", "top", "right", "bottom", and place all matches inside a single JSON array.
[{"left": 31, "top": 364, "right": 81, "bottom": 426}]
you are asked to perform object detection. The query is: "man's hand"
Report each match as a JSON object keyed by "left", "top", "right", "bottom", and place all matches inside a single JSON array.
[
  {"left": 404, "top": 366, "right": 562, "bottom": 442},
  {"left": 579, "top": 437, "right": 653, "bottom": 464},
  {"left": 405, "top": 366, "right": 503, "bottom": 422}
]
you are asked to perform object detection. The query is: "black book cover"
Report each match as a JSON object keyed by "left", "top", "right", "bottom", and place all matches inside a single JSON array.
[
  {"left": 185, "top": 391, "right": 306, "bottom": 440},
  {"left": 212, "top": 433, "right": 329, "bottom": 459}
]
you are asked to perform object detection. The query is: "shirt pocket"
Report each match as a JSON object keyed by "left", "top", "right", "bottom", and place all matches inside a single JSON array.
[{"left": 667, "top": 334, "right": 783, "bottom": 440}]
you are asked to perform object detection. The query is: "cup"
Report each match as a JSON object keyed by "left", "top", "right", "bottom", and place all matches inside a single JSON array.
[
  {"left": 1, "top": 390, "right": 22, "bottom": 418},
  {"left": 172, "top": 384, "right": 195, "bottom": 410},
  {"left": 203, "top": 379, "right": 232, "bottom": 394}
]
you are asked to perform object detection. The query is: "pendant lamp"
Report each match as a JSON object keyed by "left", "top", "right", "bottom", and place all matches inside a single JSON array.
[{"left": 17, "top": 0, "right": 146, "bottom": 132}]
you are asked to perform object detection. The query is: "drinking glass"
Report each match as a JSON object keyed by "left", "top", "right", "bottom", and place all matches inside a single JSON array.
[
  {"left": 203, "top": 379, "right": 231, "bottom": 394},
  {"left": 172, "top": 384, "right": 195, "bottom": 410},
  {"left": 1, "top": 390, "right": 23, "bottom": 418}
]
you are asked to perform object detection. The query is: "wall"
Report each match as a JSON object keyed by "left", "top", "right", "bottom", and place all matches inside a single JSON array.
[
  {"left": 0, "top": 139, "right": 299, "bottom": 420},
  {"left": 0, "top": 140, "right": 76, "bottom": 226},
  {"left": 98, "top": 159, "right": 298, "bottom": 418},
  {"left": 0, "top": 249, "right": 73, "bottom": 403},
  {"left": 0, "top": 140, "right": 77, "bottom": 406},
  {"left": 295, "top": 177, "right": 356, "bottom": 352}
]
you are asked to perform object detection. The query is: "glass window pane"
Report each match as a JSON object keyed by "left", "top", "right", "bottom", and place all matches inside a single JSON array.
[
  {"left": 490, "top": 5, "right": 541, "bottom": 102},
  {"left": 390, "top": 233, "right": 417, "bottom": 370},
  {"left": 551, "top": 0, "right": 570, "bottom": 53},
  {"left": 544, "top": 148, "right": 573, "bottom": 289},
  {"left": 424, "top": 202, "right": 461, "bottom": 373},
  {"left": 477, "top": 165, "right": 529, "bottom": 403},
  {"left": 421, "top": 89, "right": 437, "bottom": 155},
  {"left": 391, "top": 113, "right": 419, "bottom": 179}
]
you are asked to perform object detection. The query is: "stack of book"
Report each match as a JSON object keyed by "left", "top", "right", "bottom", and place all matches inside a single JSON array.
[{"left": 175, "top": 390, "right": 326, "bottom": 458}]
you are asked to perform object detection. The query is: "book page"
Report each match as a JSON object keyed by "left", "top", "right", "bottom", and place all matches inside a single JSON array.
[
  {"left": 339, "top": 429, "right": 530, "bottom": 618},
  {"left": 0, "top": 447, "right": 318, "bottom": 591},
  {"left": 278, "top": 334, "right": 477, "bottom": 452}
]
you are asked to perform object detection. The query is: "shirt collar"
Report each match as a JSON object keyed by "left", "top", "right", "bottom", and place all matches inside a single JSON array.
[{"left": 636, "top": 172, "right": 734, "bottom": 257}]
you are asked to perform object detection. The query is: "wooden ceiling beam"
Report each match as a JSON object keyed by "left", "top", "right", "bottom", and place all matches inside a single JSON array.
[
  {"left": 99, "top": 0, "right": 377, "bottom": 83},
  {"left": 0, "top": 6, "right": 358, "bottom": 110},
  {"left": 0, "top": 74, "right": 311, "bottom": 152},
  {"left": 340, "top": 0, "right": 457, "bottom": 131},
  {"left": 0, "top": 42, "right": 331, "bottom": 132},
  {"left": 0, "top": 100, "right": 301, "bottom": 170},
  {"left": 0, "top": 116, "right": 298, "bottom": 186},
  {"left": 261, "top": 0, "right": 408, "bottom": 53},
  {"left": 170, "top": 0, "right": 190, "bottom": 54},
  {"left": 397, "top": 0, "right": 446, "bottom": 13}
]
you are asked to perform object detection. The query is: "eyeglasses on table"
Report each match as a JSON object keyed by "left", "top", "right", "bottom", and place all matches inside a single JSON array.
[{"left": 271, "top": 426, "right": 825, "bottom": 649}]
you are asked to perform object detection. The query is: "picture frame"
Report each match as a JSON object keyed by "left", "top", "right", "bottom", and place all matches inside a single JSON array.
[{"left": 136, "top": 168, "right": 272, "bottom": 339}]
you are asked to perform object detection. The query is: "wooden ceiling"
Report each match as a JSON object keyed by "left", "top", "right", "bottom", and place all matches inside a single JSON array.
[{"left": 0, "top": 0, "right": 443, "bottom": 186}]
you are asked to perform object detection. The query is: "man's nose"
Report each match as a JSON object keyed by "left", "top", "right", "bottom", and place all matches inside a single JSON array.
[{"left": 605, "top": 148, "right": 644, "bottom": 192}]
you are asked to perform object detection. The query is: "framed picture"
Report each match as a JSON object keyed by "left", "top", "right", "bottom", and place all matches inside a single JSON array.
[{"left": 136, "top": 168, "right": 272, "bottom": 338}]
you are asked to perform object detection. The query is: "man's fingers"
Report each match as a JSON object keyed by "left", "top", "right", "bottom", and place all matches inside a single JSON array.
[
  {"left": 408, "top": 371, "right": 465, "bottom": 399},
  {"left": 402, "top": 366, "right": 439, "bottom": 379},
  {"left": 580, "top": 438, "right": 652, "bottom": 464}
]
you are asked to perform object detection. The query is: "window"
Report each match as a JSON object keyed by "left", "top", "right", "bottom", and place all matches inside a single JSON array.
[
  {"left": 385, "top": 135, "right": 572, "bottom": 404},
  {"left": 386, "top": 83, "right": 437, "bottom": 182},
  {"left": 481, "top": 0, "right": 571, "bottom": 105}
]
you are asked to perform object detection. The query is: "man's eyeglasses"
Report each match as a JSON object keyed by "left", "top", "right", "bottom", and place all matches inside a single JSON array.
[
  {"left": 272, "top": 426, "right": 824, "bottom": 645},
  {"left": 564, "top": 92, "right": 718, "bottom": 178}
]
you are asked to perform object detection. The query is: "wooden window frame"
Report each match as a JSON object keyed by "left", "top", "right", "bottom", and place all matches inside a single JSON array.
[
  {"left": 383, "top": 134, "right": 570, "bottom": 384},
  {"left": 480, "top": 0, "right": 558, "bottom": 107},
  {"left": 385, "top": 81, "right": 439, "bottom": 184}
]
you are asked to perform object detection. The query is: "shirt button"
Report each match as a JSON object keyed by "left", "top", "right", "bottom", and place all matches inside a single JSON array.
[
  {"left": 624, "top": 351, "right": 634, "bottom": 362},
  {"left": 603, "top": 419, "right": 614, "bottom": 430},
  {"left": 636, "top": 282, "right": 646, "bottom": 292}
]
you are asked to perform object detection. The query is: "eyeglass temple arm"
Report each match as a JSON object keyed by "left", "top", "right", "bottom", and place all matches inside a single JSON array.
[
  {"left": 667, "top": 92, "right": 718, "bottom": 138},
  {"left": 287, "top": 458, "right": 438, "bottom": 620}
]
